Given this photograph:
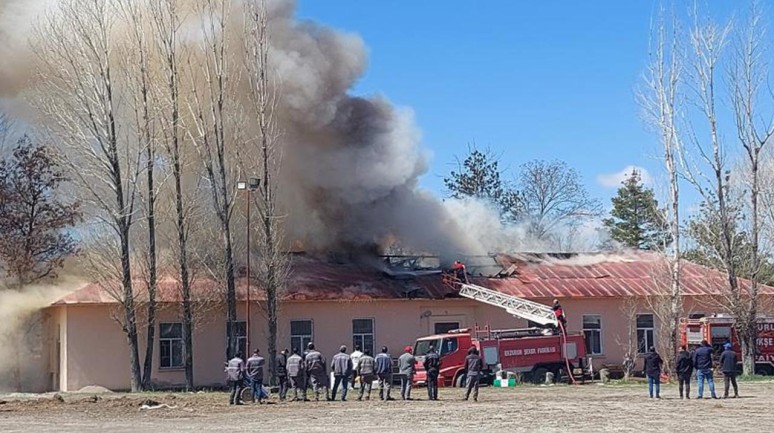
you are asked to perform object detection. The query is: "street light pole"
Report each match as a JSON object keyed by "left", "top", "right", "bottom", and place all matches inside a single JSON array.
[{"left": 237, "top": 177, "right": 260, "bottom": 356}]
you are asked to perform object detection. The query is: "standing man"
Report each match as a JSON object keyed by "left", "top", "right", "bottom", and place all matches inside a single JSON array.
[
  {"left": 398, "top": 346, "right": 416, "bottom": 400},
  {"left": 246, "top": 349, "right": 266, "bottom": 404},
  {"left": 226, "top": 351, "right": 246, "bottom": 405},
  {"left": 305, "top": 342, "right": 330, "bottom": 401},
  {"left": 643, "top": 346, "right": 663, "bottom": 399},
  {"left": 720, "top": 342, "right": 739, "bottom": 398},
  {"left": 350, "top": 344, "right": 363, "bottom": 390},
  {"left": 463, "top": 346, "right": 483, "bottom": 402},
  {"left": 287, "top": 347, "right": 308, "bottom": 402},
  {"left": 693, "top": 339, "right": 718, "bottom": 399},
  {"left": 331, "top": 345, "right": 353, "bottom": 401},
  {"left": 552, "top": 299, "right": 567, "bottom": 333},
  {"left": 357, "top": 349, "right": 376, "bottom": 401},
  {"left": 423, "top": 345, "right": 441, "bottom": 401},
  {"left": 275, "top": 348, "right": 289, "bottom": 401},
  {"left": 676, "top": 345, "right": 694, "bottom": 399},
  {"left": 375, "top": 346, "right": 394, "bottom": 401}
]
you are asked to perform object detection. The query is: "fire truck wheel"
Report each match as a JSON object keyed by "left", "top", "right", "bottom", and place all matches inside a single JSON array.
[
  {"left": 532, "top": 367, "right": 548, "bottom": 385},
  {"left": 455, "top": 374, "right": 466, "bottom": 388}
]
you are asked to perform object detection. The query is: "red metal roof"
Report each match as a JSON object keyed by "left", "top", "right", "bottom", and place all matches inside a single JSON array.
[{"left": 51, "top": 251, "right": 773, "bottom": 305}]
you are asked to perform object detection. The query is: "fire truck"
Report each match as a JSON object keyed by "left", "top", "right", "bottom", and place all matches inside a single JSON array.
[
  {"left": 680, "top": 315, "right": 774, "bottom": 375},
  {"left": 412, "top": 280, "right": 588, "bottom": 386}
]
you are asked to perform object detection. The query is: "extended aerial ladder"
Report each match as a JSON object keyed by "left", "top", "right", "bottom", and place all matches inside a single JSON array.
[{"left": 457, "top": 283, "right": 558, "bottom": 327}]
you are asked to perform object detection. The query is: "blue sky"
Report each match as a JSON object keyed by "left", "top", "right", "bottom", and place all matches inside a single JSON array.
[{"left": 294, "top": 0, "right": 743, "bottom": 207}]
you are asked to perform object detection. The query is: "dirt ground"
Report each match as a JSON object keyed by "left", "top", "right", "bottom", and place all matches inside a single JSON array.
[{"left": 0, "top": 381, "right": 771, "bottom": 432}]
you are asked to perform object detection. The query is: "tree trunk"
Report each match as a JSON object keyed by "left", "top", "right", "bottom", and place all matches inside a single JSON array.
[
  {"left": 224, "top": 222, "right": 237, "bottom": 359},
  {"left": 120, "top": 224, "right": 142, "bottom": 392},
  {"left": 141, "top": 89, "right": 157, "bottom": 392}
]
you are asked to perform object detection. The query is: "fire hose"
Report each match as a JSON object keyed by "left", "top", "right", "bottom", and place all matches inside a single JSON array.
[{"left": 558, "top": 321, "right": 578, "bottom": 385}]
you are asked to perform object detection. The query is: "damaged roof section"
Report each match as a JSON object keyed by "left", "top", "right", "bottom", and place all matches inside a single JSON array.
[{"left": 51, "top": 251, "right": 774, "bottom": 305}]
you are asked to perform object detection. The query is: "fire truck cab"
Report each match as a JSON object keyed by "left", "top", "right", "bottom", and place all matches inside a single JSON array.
[
  {"left": 412, "top": 326, "right": 587, "bottom": 386},
  {"left": 679, "top": 315, "right": 774, "bottom": 375}
]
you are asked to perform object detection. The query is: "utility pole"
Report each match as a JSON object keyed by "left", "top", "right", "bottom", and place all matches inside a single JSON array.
[{"left": 237, "top": 177, "right": 260, "bottom": 355}]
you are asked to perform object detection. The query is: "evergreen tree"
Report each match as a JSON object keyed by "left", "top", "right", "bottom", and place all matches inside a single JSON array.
[
  {"left": 603, "top": 169, "right": 670, "bottom": 250},
  {"left": 444, "top": 146, "right": 523, "bottom": 219}
]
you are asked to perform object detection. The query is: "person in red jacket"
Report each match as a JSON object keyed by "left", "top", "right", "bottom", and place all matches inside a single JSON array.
[
  {"left": 552, "top": 299, "right": 567, "bottom": 333},
  {"left": 451, "top": 260, "right": 468, "bottom": 283}
]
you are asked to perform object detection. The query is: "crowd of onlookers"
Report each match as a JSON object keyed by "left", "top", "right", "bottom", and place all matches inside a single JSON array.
[
  {"left": 224, "top": 341, "right": 484, "bottom": 405},
  {"left": 642, "top": 340, "right": 740, "bottom": 399}
]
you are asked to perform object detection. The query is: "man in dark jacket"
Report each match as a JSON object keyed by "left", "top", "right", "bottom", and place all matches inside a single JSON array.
[
  {"left": 693, "top": 340, "right": 717, "bottom": 399},
  {"left": 720, "top": 342, "right": 739, "bottom": 398},
  {"left": 643, "top": 346, "right": 663, "bottom": 399},
  {"left": 375, "top": 346, "right": 394, "bottom": 401},
  {"left": 463, "top": 346, "right": 483, "bottom": 402},
  {"left": 676, "top": 345, "right": 694, "bottom": 399},
  {"left": 286, "top": 347, "right": 308, "bottom": 402},
  {"left": 225, "top": 352, "right": 245, "bottom": 405},
  {"left": 275, "top": 348, "right": 289, "bottom": 401},
  {"left": 330, "top": 345, "right": 353, "bottom": 401},
  {"left": 245, "top": 349, "right": 266, "bottom": 404},
  {"left": 423, "top": 345, "right": 441, "bottom": 401}
]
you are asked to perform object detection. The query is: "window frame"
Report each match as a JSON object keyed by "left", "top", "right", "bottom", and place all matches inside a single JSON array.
[
  {"left": 434, "top": 322, "right": 461, "bottom": 334},
  {"left": 352, "top": 317, "right": 375, "bottom": 356},
  {"left": 159, "top": 322, "right": 184, "bottom": 369},
  {"left": 582, "top": 314, "right": 603, "bottom": 356},
  {"left": 226, "top": 321, "right": 247, "bottom": 357},
  {"left": 636, "top": 313, "right": 655, "bottom": 354},
  {"left": 290, "top": 319, "right": 314, "bottom": 354}
]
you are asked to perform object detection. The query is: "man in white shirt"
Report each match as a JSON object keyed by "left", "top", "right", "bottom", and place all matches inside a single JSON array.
[{"left": 350, "top": 344, "right": 363, "bottom": 389}]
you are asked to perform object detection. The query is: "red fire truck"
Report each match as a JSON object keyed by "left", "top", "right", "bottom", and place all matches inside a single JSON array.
[
  {"left": 679, "top": 315, "right": 774, "bottom": 375},
  {"left": 412, "top": 276, "right": 588, "bottom": 386},
  {"left": 412, "top": 325, "right": 587, "bottom": 386}
]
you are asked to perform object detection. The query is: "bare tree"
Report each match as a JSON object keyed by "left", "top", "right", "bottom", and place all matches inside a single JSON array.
[
  {"left": 148, "top": 0, "right": 197, "bottom": 391},
  {"left": 117, "top": 0, "right": 160, "bottom": 390},
  {"left": 244, "top": 0, "right": 290, "bottom": 382},
  {"left": 677, "top": 5, "right": 771, "bottom": 375},
  {"left": 189, "top": 0, "right": 241, "bottom": 359},
  {"left": 615, "top": 295, "right": 641, "bottom": 380},
  {"left": 637, "top": 6, "right": 683, "bottom": 370},
  {"left": 729, "top": 1, "right": 774, "bottom": 374},
  {"left": 32, "top": 0, "right": 144, "bottom": 390},
  {"left": 516, "top": 159, "right": 602, "bottom": 241}
]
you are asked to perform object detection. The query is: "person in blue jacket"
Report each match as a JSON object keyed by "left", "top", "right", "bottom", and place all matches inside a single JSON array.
[{"left": 693, "top": 340, "right": 718, "bottom": 399}]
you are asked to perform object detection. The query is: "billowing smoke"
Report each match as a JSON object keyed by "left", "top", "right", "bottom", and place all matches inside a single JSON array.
[
  {"left": 0, "top": 0, "right": 546, "bottom": 258},
  {"left": 0, "top": 279, "right": 83, "bottom": 392}
]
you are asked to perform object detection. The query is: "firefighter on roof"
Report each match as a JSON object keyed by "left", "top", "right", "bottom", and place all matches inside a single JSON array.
[{"left": 451, "top": 260, "right": 469, "bottom": 283}]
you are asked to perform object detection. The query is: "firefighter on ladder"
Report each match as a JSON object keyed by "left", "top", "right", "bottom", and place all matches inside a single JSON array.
[{"left": 552, "top": 299, "right": 567, "bottom": 334}]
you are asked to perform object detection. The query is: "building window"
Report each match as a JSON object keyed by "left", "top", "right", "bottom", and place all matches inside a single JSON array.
[
  {"left": 434, "top": 322, "right": 460, "bottom": 334},
  {"left": 226, "top": 321, "right": 247, "bottom": 356},
  {"left": 290, "top": 320, "right": 313, "bottom": 354},
  {"left": 636, "top": 314, "right": 655, "bottom": 353},
  {"left": 582, "top": 315, "right": 603, "bottom": 355},
  {"left": 352, "top": 318, "right": 374, "bottom": 355},
  {"left": 160, "top": 323, "right": 183, "bottom": 369}
]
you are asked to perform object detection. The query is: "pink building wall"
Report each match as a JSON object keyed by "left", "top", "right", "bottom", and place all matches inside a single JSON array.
[{"left": 46, "top": 296, "right": 708, "bottom": 391}]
